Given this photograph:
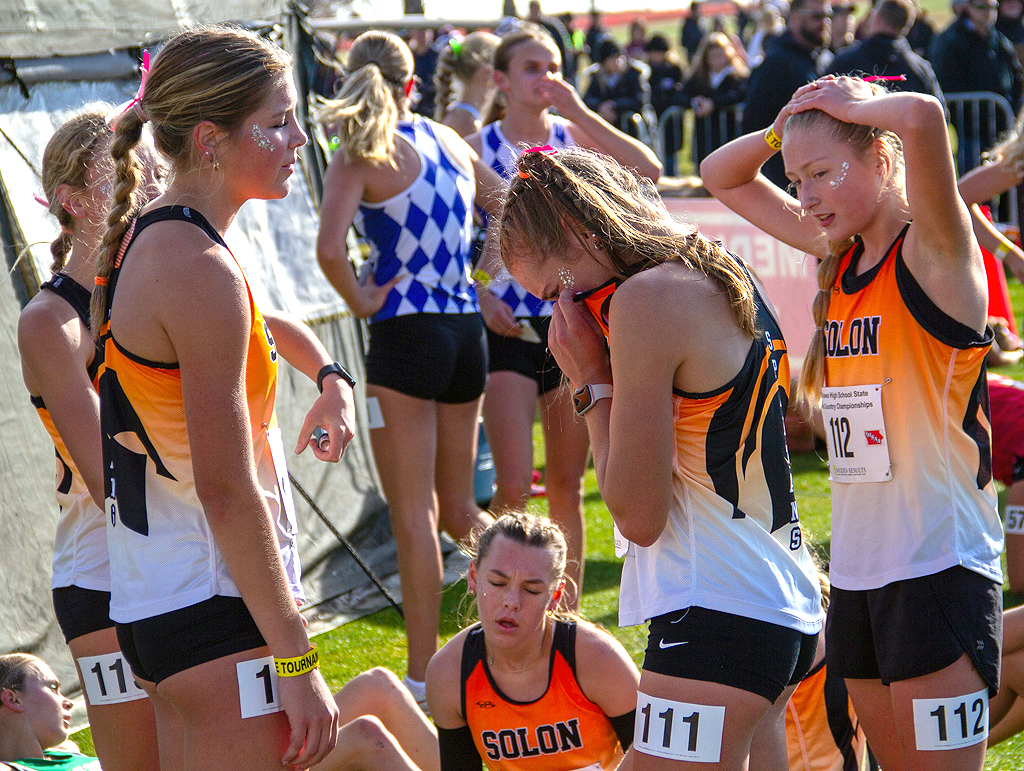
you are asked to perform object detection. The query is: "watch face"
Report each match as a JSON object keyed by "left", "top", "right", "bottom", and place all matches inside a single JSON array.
[{"left": 573, "top": 385, "right": 593, "bottom": 415}]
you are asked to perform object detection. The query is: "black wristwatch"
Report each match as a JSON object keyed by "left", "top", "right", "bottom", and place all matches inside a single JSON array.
[
  {"left": 317, "top": 361, "right": 356, "bottom": 393},
  {"left": 572, "top": 384, "right": 613, "bottom": 415}
]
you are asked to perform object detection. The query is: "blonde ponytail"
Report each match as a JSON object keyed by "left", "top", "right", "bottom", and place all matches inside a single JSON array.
[{"left": 318, "top": 30, "right": 412, "bottom": 165}]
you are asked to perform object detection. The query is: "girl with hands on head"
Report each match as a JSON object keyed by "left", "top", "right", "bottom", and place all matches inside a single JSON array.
[
  {"left": 465, "top": 23, "right": 661, "bottom": 612},
  {"left": 316, "top": 30, "right": 504, "bottom": 707},
  {"left": 493, "top": 146, "right": 823, "bottom": 771},
  {"left": 426, "top": 513, "right": 640, "bottom": 771},
  {"left": 702, "top": 76, "right": 1003, "bottom": 771},
  {"left": 94, "top": 25, "right": 352, "bottom": 770}
]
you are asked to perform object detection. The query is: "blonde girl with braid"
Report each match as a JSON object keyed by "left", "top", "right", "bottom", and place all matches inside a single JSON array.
[
  {"left": 494, "top": 146, "right": 822, "bottom": 771},
  {"left": 94, "top": 25, "right": 360, "bottom": 770},
  {"left": 467, "top": 24, "right": 660, "bottom": 614},
  {"left": 316, "top": 30, "right": 505, "bottom": 708},
  {"left": 433, "top": 31, "right": 499, "bottom": 138},
  {"left": 17, "top": 110, "right": 160, "bottom": 771},
  {"left": 702, "top": 76, "right": 1003, "bottom": 771}
]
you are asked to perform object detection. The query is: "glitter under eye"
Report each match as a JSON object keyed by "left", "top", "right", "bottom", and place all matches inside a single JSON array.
[
  {"left": 251, "top": 124, "right": 276, "bottom": 152},
  {"left": 557, "top": 267, "right": 575, "bottom": 292},
  {"left": 830, "top": 161, "right": 849, "bottom": 189}
]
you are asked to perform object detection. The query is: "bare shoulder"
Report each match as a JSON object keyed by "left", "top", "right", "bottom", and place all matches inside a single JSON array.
[
  {"left": 18, "top": 288, "right": 90, "bottom": 383},
  {"left": 573, "top": 620, "right": 639, "bottom": 681},
  {"left": 464, "top": 127, "right": 485, "bottom": 155},
  {"left": 572, "top": 620, "right": 640, "bottom": 715},
  {"left": 611, "top": 262, "right": 727, "bottom": 337},
  {"left": 426, "top": 626, "right": 472, "bottom": 728},
  {"left": 432, "top": 121, "right": 475, "bottom": 171}
]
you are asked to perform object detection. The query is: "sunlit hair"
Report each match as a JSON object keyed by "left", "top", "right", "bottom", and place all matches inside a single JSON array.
[
  {"left": 40, "top": 110, "right": 109, "bottom": 273},
  {"left": 497, "top": 146, "right": 757, "bottom": 336},
  {"left": 317, "top": 30, "right": 413, "bottom": 165},
  {"left": 434, "top": 31, "right": 499, "bottom": 123},
  {"left": 683, "top": 31, "right": 749, "bottom": 89},
  {"left": 484, "top": 23, "right": 559, "bottom": 125},
  {"left": 784, "top": 94, "right": 906, "bottom": 409},
  {"left": 466, "top": 512, "right": 568, "bottom": 583},
  {"left": 93, "top": 25, "right": 291, "bottom": 334},
  {"left": 0, "top": 653, "right": 40, "bottom": 695}
]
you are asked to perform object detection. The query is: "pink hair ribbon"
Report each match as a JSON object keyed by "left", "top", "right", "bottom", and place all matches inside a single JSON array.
[
  {"left": 106, "top": 50, "right": 150, "bottom": 129},
  {"left": 32, "top": 192, "right": 49, "bottom": 207},
  {"left": 518, "top": 145, "right": 558, "bottom": 179},
  {"left": 863, "top": 74, "right": 907, "bottom": 82}
]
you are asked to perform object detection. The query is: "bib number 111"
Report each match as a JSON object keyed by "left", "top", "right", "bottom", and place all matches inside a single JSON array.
[{"left": 633, "top": 692, "right": 725, "bottom": 763}]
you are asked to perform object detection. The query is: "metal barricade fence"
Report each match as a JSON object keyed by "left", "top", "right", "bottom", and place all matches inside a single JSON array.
[
  {"left": 658, "top": 103, "right": 744, "bottom": 177},
  {"left": 656, "top": 94, "right": 1019, "bottom": 233},
  {"left": 946, "top": 91, "right": 1018, "bottom": 232}
]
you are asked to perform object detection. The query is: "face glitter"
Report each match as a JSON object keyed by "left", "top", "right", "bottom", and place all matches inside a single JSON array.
[
  {"left": 251, "top": 124, "right": 276, "bottom": 152},
  {"left": 830, "top": 161, "right": 849, "bottom": 189},
  {"left": 557, "top": 267, "right": 575, "bottom": 292}
]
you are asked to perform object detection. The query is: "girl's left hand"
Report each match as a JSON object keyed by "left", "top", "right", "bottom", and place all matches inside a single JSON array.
[
  {"left": 786, "top": 75, "right": 875, "bottom": 123},
  {"left": 294, "top": 379, "right": 356, "bottom": 461},
  {"left": 548, "top": 290, "right": 612, "bottom": 387}
]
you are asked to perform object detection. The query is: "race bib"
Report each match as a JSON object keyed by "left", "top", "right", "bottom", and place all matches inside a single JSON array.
[
  {"left": 1005, "top": 506, "right": 1024, "bottom": 534},
  {"left": 913, "top": 689, "right": 988, "bottom": 750},
  {"left": 236, "top": 656, "right": 283, "bottom": 719},
  {"left": 267, "top": 427, "right": 297, "bottom": 536},
  {"left": 78, "top": 652, "right": 148, "bottom": 705},
  {"left": 820, "top": 385, "right": 892, "bottom": 483},
  {"left": 634, "top": 692, "right": 725, "bottom": 763},
  {"left": 613, "top": 522, "right": 631, "bottom": 558}
]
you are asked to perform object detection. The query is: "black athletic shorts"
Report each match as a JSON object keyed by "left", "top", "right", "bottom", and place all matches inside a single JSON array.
[
  {"left": 116, "top": 595, "right": 266, "bottom": 685},
  {"left": 826, "top": 565, "right": 1002, "bottom": 695},
  {"left": 643, "top": 606, "right": 819, "bottom": 703},
  {"left": 366, "top": 313, "right": 487, "bottom": 404},
  {"left": 486, "top": 316, "right": 563, "bottom": 395},
  {"left": 52, "top": 586, "right": 115, "bottom": 643}
]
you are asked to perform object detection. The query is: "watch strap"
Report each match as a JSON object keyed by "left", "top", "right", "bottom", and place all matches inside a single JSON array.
[
  {"left": 317, "top": 361, "right": 356, "bottom": 393},
  {"left": 573, "top": 383, "right": 613, "bottom": 415}
]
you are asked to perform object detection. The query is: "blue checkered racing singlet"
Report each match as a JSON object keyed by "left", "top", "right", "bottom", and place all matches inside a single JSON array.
[
  {"left": 478, "top": 116, "right": 576, "bottom": 318},
  {"left": 355, "top": 117, "right": 478, "bottom": 323}
]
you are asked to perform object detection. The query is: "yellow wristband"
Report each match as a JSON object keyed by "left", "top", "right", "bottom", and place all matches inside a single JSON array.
[
  {"left": 274, "top": 644, "right": 318, "bottom": 677},
  {"left": 472, "top": 268, "right": 492, "bottom": 287},
  {"left": 764, "top": 126, "right": 783, "bottom": 151},
  {"left": 995, "top": 241, "right": 1013, "bottom": 262}
]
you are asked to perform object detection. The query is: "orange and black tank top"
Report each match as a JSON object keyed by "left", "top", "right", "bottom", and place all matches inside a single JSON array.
[
  {"left": 99, "top": 205, "right": 301, "bottom": 623},
  {"left": 461, "top": 620, "right": 620, "bottom": 771},
  {"left": 823, "top": 224, "right": 1002, "bottom": 591},
  {"left": 32, "top": 273, "right": 109, "bottom": 592}
]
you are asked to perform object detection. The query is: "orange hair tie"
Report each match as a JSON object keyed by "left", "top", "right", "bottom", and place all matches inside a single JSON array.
[
  {"left": 94, "top": 276, "right": 108, "bottom": 287},
  {"left": 518, "top": 169, "right": 530, "bottom": 179}
]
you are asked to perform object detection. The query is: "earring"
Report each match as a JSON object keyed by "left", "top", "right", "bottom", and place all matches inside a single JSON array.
[
  {"left": 206, "top": 151, "right": 221, "bottom": 172},
  {"left": 589, "top": 232, "right": 604, "bottom": 251}
]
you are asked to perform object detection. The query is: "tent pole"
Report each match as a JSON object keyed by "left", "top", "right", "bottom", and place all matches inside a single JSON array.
[{"left": 289, "top": 473, "right": 404, "bottom": 619}]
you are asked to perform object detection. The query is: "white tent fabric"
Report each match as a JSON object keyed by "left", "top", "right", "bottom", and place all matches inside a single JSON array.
[{"left": 0, "top": 1, "right": 284, "bottom": 59}]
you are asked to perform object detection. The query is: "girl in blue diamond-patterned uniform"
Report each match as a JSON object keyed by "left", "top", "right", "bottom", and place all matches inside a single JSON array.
[{"left": 316, "top": 30, "right": 505, "bottom": 708}]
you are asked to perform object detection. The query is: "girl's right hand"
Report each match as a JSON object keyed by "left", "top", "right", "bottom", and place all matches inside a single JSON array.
[
  {"left": 278, "top": 667, "right": 340, "bottom": 768},
  {"left": 347, "top": 273, "right": 403, "bottom": 319},
  {"left": 479, "top": 292, "right": 521, "bottom": 336}
]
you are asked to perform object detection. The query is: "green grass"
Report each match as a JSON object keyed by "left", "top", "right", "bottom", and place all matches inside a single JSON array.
[{"left": 71, "top": 279, "right": 1024, "bottom": 766}]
